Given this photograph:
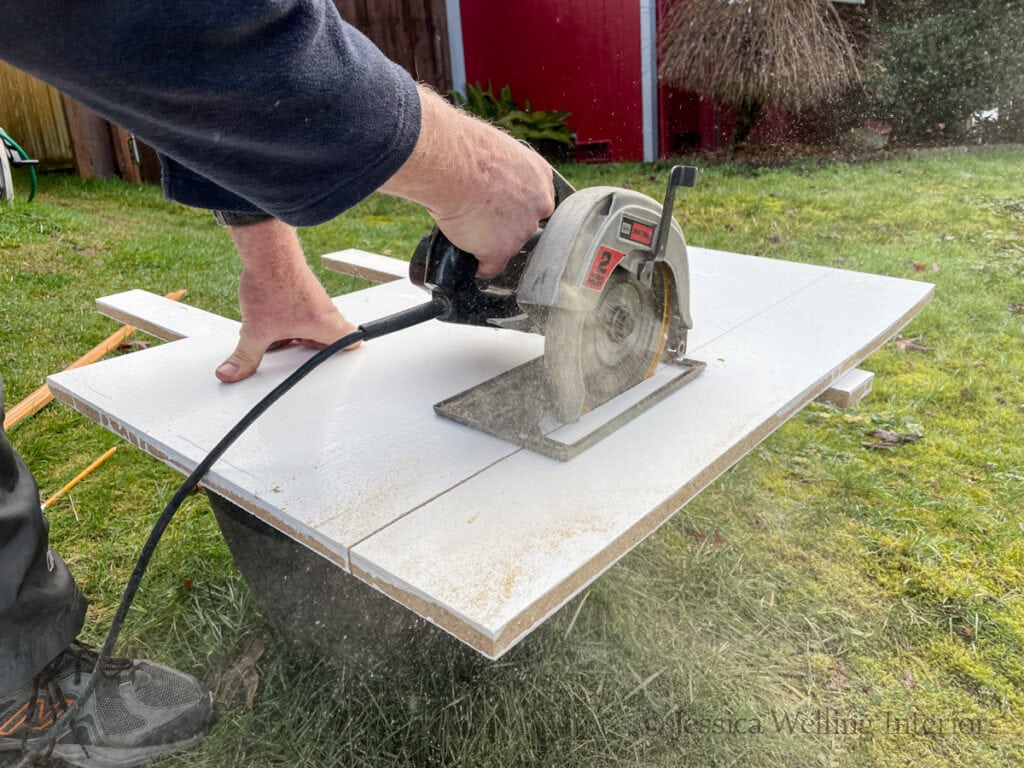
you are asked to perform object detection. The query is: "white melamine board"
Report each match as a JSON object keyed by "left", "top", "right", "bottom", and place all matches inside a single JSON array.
[
  {"left": 349, "top": 254, "right": 934, "bottom": 656},
  {"left": 97, "top": 290, "right": 240, "bottom": 341},
  {"left": 47, "top": 248, "right": 932, "bottom": 657},
  {"left": 321, "top": 248, "right": 408, "bottom": 283}
]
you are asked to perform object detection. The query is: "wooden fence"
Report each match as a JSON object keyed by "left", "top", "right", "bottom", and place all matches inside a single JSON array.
[
  {"left": 0, "top": 61, "right": 73, "bottom": 169},
  {"left": 334, "top": 0, "right": 452, "bottom": 93},
  {"left": 0, "top": 60, "right": 161, "bottom": 181}
]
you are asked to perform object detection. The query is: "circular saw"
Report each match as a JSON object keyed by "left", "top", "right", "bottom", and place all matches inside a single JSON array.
[{"left": 410, "top": 165, "right": 704, "bottom": 459}]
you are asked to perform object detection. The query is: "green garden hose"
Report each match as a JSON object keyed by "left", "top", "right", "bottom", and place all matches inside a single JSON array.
[{"left": 0, "top": 127, "right": 38, "bottom": 202}]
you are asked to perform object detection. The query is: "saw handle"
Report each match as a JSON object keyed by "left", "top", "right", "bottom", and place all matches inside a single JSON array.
[
  {"left": 652, "top": 165, "right": 698, "bottom": 262},
  {"left": 410, "top": 228, "right": 525, "bottom": 325},
  {"left": 409, "top": 167, "right": 575, "bottom": 326}
]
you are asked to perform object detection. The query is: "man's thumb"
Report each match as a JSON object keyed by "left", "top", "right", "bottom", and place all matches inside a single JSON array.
[{"left": 216, "top": 339, "right": 265, "bottom": 383}]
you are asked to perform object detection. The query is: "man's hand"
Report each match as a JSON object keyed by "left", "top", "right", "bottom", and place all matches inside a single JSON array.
[
  {"left": 380, "top": 85, "right": 555, "bottom": 279},
  {"left": 215, "top": 219, "right": 360, "bottom": 383}
]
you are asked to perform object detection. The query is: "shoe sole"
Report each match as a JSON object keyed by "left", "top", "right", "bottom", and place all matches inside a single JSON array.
[
  {"left": 0, "top": 731, "right": 206, "bottom": 768},
  {"left": 50, "top": 731, "right": 205, "bottom": 768},
  {"left": 0, "top": 688, "right": 211, "bottom": 768}
]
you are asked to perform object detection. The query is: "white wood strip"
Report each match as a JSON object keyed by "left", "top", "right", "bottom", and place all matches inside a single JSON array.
[
  {"left": 816, "top": 368, "right": 874, "bottom": 409},
  {"left": 96, "top": 289, "right": 240, "bottom": 342},
  {"left": 321, "top": 249, "right": 409, "bottom": 283}
]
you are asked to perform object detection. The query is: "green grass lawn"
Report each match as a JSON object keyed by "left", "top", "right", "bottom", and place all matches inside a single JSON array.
[{"left": 1, "top": 147, "right": 1023, "bottom": 767}]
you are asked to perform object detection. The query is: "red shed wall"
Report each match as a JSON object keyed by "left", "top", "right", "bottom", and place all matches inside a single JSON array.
[{"left": 459, "top": 0, "right": 644, "bottom": 162}]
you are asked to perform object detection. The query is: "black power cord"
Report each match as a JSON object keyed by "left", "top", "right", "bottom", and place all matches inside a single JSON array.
[{"left": 14, "top": 297, "right": 448, "bottom": 767}]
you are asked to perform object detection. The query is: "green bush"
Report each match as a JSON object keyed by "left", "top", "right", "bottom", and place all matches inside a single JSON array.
[
  {"left": 870, "top": 1, "right": 1024, "bottom": 143},
  {"left": 452, "top": 82, "right": 574, "bottom": 158}
]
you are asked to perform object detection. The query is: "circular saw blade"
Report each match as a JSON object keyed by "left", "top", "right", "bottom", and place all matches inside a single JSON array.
[{"left": 545, "top": 263, "right": 671, "bottom": 423}]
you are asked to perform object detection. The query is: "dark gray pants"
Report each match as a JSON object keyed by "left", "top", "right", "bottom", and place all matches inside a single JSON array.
[{"left": 0, "top": 378, "right": 87, "bottom": 695}]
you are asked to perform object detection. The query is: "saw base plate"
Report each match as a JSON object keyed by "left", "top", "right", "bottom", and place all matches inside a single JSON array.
[{"left": 434, "top": 357, "right": 705, "bottom": 461}]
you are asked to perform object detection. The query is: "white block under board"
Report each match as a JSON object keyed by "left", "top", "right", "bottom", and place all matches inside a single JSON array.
[{"left": 816, "top": 367, "right": 875, "bottom": 408}]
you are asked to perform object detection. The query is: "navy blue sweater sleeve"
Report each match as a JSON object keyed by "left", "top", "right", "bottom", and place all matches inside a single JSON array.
[{"left": 0, "top": 1, "right": 421, "bottom": 225}]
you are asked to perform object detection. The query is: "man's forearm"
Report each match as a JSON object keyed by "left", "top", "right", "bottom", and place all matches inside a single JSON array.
[
  {"left": 0, "top": 1, "right": 421, "bottom": 225},
  {"left": 379, "top": 86, "right": 555, "bottom": 278}
]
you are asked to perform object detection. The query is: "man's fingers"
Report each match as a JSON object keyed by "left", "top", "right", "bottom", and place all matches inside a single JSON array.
[{"left": 475, "top": 261, "right": 503, "bottom": 280}]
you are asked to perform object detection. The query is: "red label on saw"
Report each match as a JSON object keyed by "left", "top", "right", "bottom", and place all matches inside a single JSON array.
[
  {"left": 620, "top": 217, "right": 655, "bottom": 246},
  {"left": 584, "top": 246, "right": 626, "bottom": 291}
]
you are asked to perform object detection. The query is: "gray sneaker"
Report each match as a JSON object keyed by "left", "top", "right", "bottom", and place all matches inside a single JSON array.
[{"left": 0, "top": 641, "right": 214, "bottom": 768}]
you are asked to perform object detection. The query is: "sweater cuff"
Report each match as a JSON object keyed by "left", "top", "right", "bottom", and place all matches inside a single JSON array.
[{"left": 159, "top": 155, "right": 266, "bottom": 214}]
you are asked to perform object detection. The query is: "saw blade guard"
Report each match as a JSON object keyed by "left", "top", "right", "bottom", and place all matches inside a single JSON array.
[
  {"left": 517, "top": 186, "right": 692, "bottom": 339},
  {"left": 516, "top": 184, "right": 694, "bottom": 422}
]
